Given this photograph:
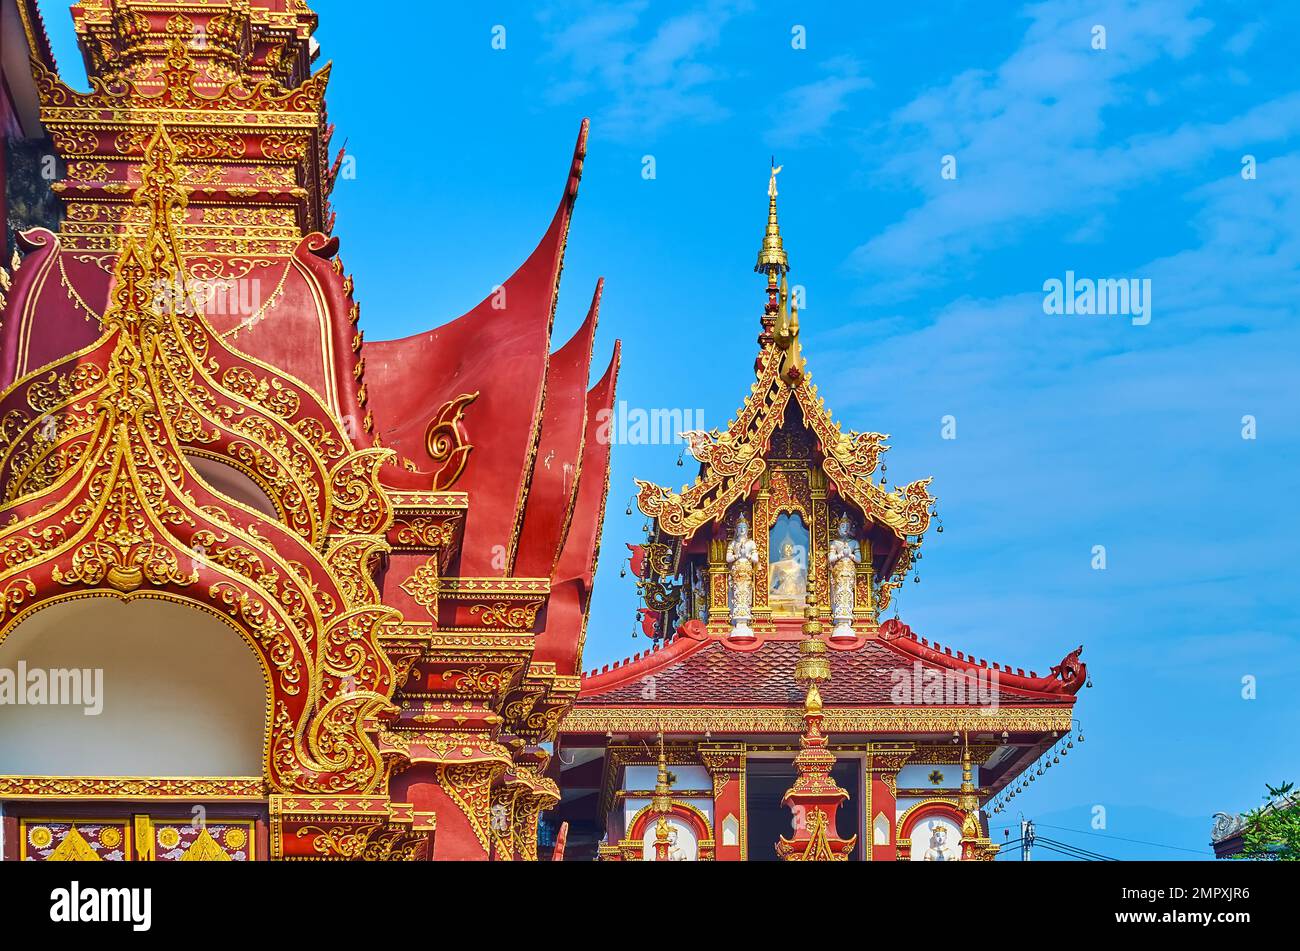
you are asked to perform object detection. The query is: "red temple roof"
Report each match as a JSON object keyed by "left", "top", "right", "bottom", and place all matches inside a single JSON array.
[
  {"left": 364, "top": 121, "right": 589, "bottom": 576},
  {"left": 514, "top": 279, "right": 603, "bottom": 580},
  {"left": 579, "top": 619, "right": 1084, "bottom": 707},
  {"left": 535, "top": 343, "right": 621, "bottom": 673}
]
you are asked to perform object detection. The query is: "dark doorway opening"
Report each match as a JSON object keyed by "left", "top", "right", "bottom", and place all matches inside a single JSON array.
[{"left": 745, "top": 757, "right": 861, "bottom": 860}]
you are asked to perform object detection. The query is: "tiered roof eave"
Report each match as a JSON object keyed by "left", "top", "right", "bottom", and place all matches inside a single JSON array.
[{"left": 633, "top": 263, "right": 934, "bottom": 589}]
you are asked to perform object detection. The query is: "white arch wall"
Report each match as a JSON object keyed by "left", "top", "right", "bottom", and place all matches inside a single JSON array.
[
  {"left": 186, "top": 454, "right": 281, "bottom": 521},
  {"left": 0, "top": 596, "right": 267, "bottom": 776}
]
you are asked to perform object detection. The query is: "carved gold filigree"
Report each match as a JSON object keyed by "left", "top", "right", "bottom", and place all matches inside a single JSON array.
[
  {"left": 0, "top": 126, "right": 403, "bottom": 797},
  {"left": 636, "top": 341, "right": 934, "bottom": 547},
  {"left": 425, "top": 392, "right": 478, "bottom": 491},
  {"left": 436, "top": 761, "right": 506, "bottom": 856},
  {"left": 467, "top": 599, "right": 545, "bottom": 630},
  {"left": 399, "top": 558, "right": 440, "bottom": 618},
  {"left": 295, "top": 822, "right": 429, "bottom": 861}
]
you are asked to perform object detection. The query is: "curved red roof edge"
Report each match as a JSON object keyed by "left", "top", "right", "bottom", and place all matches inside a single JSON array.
[
  {"left": 514, "top": 278, "right": 602, "bottom": 579},
  {"left": 0, "top": 228, "right": 61, "bottom": 390},
  {"left": 876, "top": 618, "right": 1086, "bottom": 697},
  {"left": 579, "top": 623, "right": 713, "bottom": 694},
  {"left": 579, "top": 616, "right": 1086, "bottom": 701},
  {"left": 16, "top": 0, "right": 56, "bottom": 70},
  {"left": 534, "top": 341, "right": 620, "bottom": 673},
  {"left": 363, "top": 120, "right": 589, "bottom": 574},
  {"left": 283, "top": 232, "right": 370, "bottom": 434}
]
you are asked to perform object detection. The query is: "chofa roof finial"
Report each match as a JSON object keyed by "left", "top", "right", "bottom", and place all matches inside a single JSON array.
[{"left": 755, "top": 159, "right": 789, "bottom": 275}]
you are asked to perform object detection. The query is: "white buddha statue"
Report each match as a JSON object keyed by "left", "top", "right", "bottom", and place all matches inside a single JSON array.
[{"left": 768, "top": 538, "right": 808, "bottom": 612}]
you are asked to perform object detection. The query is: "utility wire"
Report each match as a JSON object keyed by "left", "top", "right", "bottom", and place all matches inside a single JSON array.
[
  {"left": 1035, "top": 835, "right": 1118, "bottom": 861},
  {"left": 1034, "top": 841, "right": 1101, "bottom": 861},
  {"left": 1031, "top": 821, "right": 1210, "bottom": 857},
  {"left": 993, "top": 838, "right": 1024, "bottom": 859},
  {"left": 1035, "top": 835, "right": 1117, "bottom": 861}
]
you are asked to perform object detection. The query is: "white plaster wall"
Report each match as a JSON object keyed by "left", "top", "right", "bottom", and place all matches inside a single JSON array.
[
  {"left": 0, "top": 597, "right": 267, "bottom": 776},
  {"left": 624, "top": 765, "right": 710, "bottom": 789},
  {"left": 188, "top": 454, "right": 280, "bottom": 520},
  {"left": 899, "top": 763, "right": 980, "bottom": 790}
]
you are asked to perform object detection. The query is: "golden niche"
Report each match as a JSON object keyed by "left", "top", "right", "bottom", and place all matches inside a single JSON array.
[{"left": 768, "top": 512, "right": 809, "bottom": 614}]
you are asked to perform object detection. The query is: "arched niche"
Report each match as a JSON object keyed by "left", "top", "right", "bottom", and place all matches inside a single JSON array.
[
  {"left": 628, "top": 802, "right": 714, "bottom": 861},
  {"left": 185, "top": 452, "right": 281, "bottom": 522},
  {"left": 898, "top": 802, "right": 966, "bottom": 862},
  {"left": 768, "top": 511, "right": 809, "bottom": 615},
  {"left": 0, "top": 595, "right": 269, "bottom": 777}
]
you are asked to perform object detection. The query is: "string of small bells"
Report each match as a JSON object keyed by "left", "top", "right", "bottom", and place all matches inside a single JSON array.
[
  {"left": 904, "top": 502, "right": 941, "bottom": 587},
  {"left": 985, "top": 723, "right": 1087, "bottom": 817},
  {"left": 620, "top": 492, "right": 661, "bottom": 639}
]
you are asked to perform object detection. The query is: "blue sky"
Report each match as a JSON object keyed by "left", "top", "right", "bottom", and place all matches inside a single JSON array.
[{"left": 40, "top": 0, "right": 1300, "bottom": 859}]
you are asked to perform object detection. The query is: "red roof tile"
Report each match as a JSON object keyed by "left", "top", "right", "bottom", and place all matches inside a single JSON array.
[{"left": 579, "top": 622, "right": 1083, "bottom": 707}]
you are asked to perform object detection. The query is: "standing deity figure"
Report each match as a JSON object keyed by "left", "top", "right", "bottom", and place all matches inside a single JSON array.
[
  {"left": 923, "top": 821, "right": 960, "bottom": 861},
  {"left": 726, "top": 513, "right": 760, "bottom": 640},
  {"left": 667, "top": 828, "right": 690, "bottom": 862},
  {"left": 692, "top": 566, "right": 709, "bottom": 623},
  {"left": 827, "top": 515, "right": 861, "bottom": 640}
]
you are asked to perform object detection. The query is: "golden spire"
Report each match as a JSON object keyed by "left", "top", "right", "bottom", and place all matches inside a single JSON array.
[
  {"left": 958, "top": 732, "right": 983, "bottom": 853},
  {"left": 755, "top": 160, "right": 789, "bottom": 275},
  {"left": 794, "top": 578, "right": 830, "bottom": 687},
  {"left": 777, "top": 578, "right": 856, "bottom": 861},
  {"left": 754, "top": 163, "right": 805, "bottom": 381},
  {"left": 652, "top": 731, "right": 675, "bottom": 860},
  {"left": 652, "top": 731, "right": 673, "bottom": 813}
]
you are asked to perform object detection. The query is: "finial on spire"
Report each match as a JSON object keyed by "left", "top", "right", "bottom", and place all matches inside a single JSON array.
[
  {"left": 652, "top": 730, "right": 677, "bottom": 860},
  {"left": 755, "top": 160, "right": 788, "bottom": 275}
]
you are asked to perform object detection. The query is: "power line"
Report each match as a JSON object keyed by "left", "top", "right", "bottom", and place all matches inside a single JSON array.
[
  {"left": 1035, "top": 834, "right": 1119, "bottom": 861},
  {"left": 1034, "top": 841, "right": 1103, "bottom": 861},
  {"left": 1036, "top": 835, "right": 1116, "bottom": 861},
  {"left": 993, "top": 837, "right": 1024, "bottom": 858},
  {"left": 1032, "top": 821, "right": 1210, "bottom": 857}
]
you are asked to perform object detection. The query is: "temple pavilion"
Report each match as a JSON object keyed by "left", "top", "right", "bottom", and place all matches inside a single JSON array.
[{"left": 551, "top": 167, "right": 1088, "bottom": 862}]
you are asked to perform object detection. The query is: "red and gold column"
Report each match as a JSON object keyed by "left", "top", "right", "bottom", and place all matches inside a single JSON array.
[
  {"left": 865, "top": 744, "right": 912, "bottom": 861},
  {"left": 958, "top": 737, "right": 998, "bottom": 861},
  {"left": 700, "top": 742, "right": 747, "bottom": 861}
]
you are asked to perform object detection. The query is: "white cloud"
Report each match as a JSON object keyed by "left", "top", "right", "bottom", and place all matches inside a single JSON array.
[
  {"left": 767, "top": 56, "right": 873, "bottom": 148},
  {"left": 538, "top": 0, "right": 748, "bottom": 140},
  {"left": 847, "top": 0, "right": 1246, "bottom": 301},
  {"left": 1224, "top": 21, "right": 1263, "bottom": 57}
]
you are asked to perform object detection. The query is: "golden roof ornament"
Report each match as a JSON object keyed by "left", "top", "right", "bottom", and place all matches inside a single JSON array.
[
  {"left": 652, "top": 733, "right": 673, "bottom": 814},
  {"left": 794, "top": 580, "right": 831, "bottom": 685},
  {"left": 651, "top": 732, "right": 677, "bottom": 860},
  {"left": 755, "top": 161, "right": 789, "bottom": 275}
]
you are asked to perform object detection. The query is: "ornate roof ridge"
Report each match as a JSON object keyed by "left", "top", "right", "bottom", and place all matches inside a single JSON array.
[
  {"left": 14, "top": 0, "right": 55, "bottom": 72},
  {"left": 632, "top": 165, "right": 934, "bottom": 550},
  {"left": 877, "top": 617, "right": 1087, "bottom": 697},
  {"left": 634, "top": 326, "right": 933, "bottom": 545},
  {"left": 363, "top": 121, "right": 588, "bottom": 573},
  {"left": 581, "top": 625, "right": 715, "bottom": 691},
  {"left": 532, "top": 340, "right": 621, "bottom": 675},
  {"left": 578, "top": 617, "right": 1086, "bottom": 701}
]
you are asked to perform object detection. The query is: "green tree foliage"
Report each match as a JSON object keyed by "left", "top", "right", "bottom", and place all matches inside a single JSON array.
[{"left": 1237, "top": 781, "right": 1300, "bottom": 861}]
